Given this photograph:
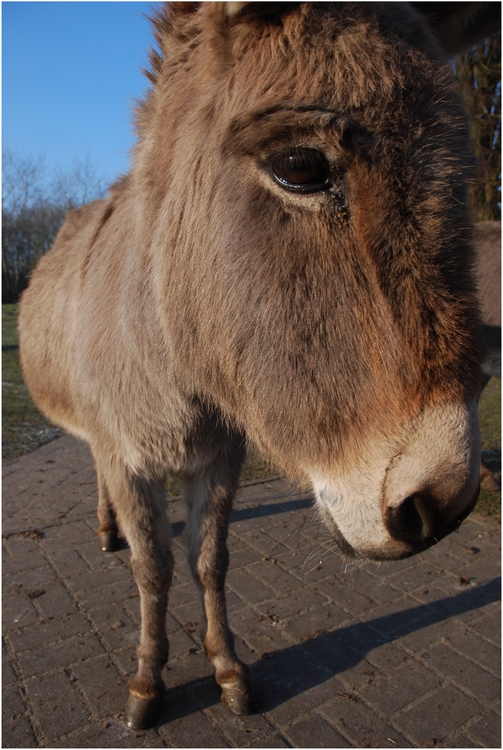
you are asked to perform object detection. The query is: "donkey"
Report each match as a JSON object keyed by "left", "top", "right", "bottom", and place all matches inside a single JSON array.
[{"left": 19, "top": 2, "right": 500, "bottom": 730}]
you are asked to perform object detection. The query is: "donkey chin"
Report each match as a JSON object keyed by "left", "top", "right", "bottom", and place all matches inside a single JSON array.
[{"left": 310, "top": 400, "right": 482, "bottom": 561}]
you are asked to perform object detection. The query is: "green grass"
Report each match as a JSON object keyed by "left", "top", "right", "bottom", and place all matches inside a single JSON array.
[
  {"left": 3, "top": 303, "right": 500, "bottom": 520},
  {"left": 2, "top": 304, "right": 63, "bottom": 461}
]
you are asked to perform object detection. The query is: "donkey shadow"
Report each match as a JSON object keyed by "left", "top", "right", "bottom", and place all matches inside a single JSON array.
[
  {"left": 159, "top": 576, "right": 500, "bottom": 724},
  {"left": 170, "top": 493, "right": 313, "bottom": 538}
]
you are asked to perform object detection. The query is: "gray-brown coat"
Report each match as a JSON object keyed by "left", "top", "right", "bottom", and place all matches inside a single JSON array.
[{"left": 19, "top": 1, "right": 500, "bottom": 730}]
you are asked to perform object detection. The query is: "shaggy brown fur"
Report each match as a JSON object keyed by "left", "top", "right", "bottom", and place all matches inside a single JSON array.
[{"left": 19, "top": 2, "right": 499, "bottom": 730}]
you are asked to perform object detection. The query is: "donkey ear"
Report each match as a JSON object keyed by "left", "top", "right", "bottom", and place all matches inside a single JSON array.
[
  {"left": 411, "top": 2, "right": 501, "bottom": 56},
  {"left": 225, "top": 2, "right": 297, "bottom": 19},
  {"left": 225, "top": 2, "right": 250, "bottom": 17}
]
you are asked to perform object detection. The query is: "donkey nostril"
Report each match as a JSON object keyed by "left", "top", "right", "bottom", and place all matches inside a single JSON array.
[{"left": 385, "top": 492, "right": 444, "bottom": 546}]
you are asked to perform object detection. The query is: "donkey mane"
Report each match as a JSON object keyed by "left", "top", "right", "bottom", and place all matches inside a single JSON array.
[{"left": 135, "top": 3, "right": 448, "bottom": 140}]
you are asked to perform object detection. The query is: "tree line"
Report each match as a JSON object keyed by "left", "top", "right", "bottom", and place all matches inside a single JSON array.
[
  {"left": 2, "top": 33, "right": 500, "bottom": 304},
  {"left": 456, "top": 32, "right": 501, "bottom": 222},
  {"left": 2, "top": 151, "right": 106, "bottom": 303}
]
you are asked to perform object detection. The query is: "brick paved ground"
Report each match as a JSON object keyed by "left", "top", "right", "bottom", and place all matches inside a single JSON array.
[{"left": 3, "top": 435, "right": 501, "bottom": 748}]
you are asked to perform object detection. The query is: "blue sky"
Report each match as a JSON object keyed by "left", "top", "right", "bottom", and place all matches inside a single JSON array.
[{"left": 3, "top": 1, "right": 162, "bottom": 188}]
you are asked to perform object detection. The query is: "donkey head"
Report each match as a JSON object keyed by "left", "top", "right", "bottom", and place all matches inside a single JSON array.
[{"left": 133, "top": 2, "right": 496, "bottom": 560}]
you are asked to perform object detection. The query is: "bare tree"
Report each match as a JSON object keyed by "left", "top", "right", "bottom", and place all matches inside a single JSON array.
[
  {"left": 52, "top": 154, "right": 107, "bottom": 210},
  {"left": 2, "top": 149, "right": 107, "bottom": 302},
  {"left": 2, "top": 149, "right": 47, "bottom": 216}
]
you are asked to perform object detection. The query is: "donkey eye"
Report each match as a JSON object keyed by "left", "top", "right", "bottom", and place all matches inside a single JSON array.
[{"left": 270, "top": 149, "right": 331, "bottom": 193}]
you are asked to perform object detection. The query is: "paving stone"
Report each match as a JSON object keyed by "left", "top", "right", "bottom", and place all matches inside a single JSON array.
[
  {"left": 71, "top": 654, "right": 127, "bottom": 719},
  {"left": 466, "top": 602, "right": 501, "bottom": 645},
  {"left": 17, "top": 633, "right": 105, "bottom": 677},
  {"left": 122, "top": 594, "right": 142, "bottom": 626},
  {"left": 336, "top": 655, "right": 395, "bottom": 693},
  {"left": 167, "top": 650, "right": 214, "bottom": 687},
  {"left": 157, "top": 688, "right": 230, "bottom": 747},
  {"left": 172, "top": 559, "right": 194, "bottom": 586},
  {"left": 165, "top": 625, "right": 200, "bottom": 660},
  {"left": 359, "top": 660, "right": 442, "bottom": 714},
  {"left": 170, "top": 599, "right": 203, "bottom": 629},
  {"left": 70, "top": 575, "right": 139, "bottom": 609},
  {"left": 206, "top": 703, "right": 274, "bottom": 747},
  {"left": 231, "top": 609, "right": 292, "bottom": 654},
  {"left": 321, "top": 693, "right": 412, "bottom": 747},
  {"left": 2, "top": 538, "right": 51, "bottom": 576},
  {"left": 301, "top": 627, "right": 368, "bottom": 676},
  {"left": 39, "top": 519, "right": 97, "bottom": 548},
  {"left": 239, "top": 529, "right": 289, "bottom": 557},
  {"left": 66, "top": 565, "right": 133, "bottom": 594},
  {"left": 256, "top": 587, "right": 329, "bottom": 621},
  {"left": 40, "top": 545, "right": 92, "bottom": 577},
  {"left": 443, "top": 629, "right": 501, "bottom": 677},
  {"left": 3, "top": 591, "right": 40, "bottom": 630},
  {"left": 47, "top": 718, "right": 167, "bottom": 748},
  {"left": 247, "top": 730, "right": 290, "bottom": 747},
  {"left": 247, "top": 559, "right": 309, "bottom": 593},
  {"left": 383, "top": 612, "right": 464, "bottom": 655},
  {"left": 291, "top": 550, "right": 344, "bottom": 584},
  {"left": 112, "top": 647, "right": 138, "bottom": 679},
  {"left": 48, "top": 720, "right": 167, "bottom": 748},
  {"left": 337, "top": 618, "right": 392, "bottom": 655},
  {"left": 2, "top": 715, "right": 38, "bottom": 748},
  {"left": 2, "top": 682, "right": 27, "bottom": 721},
  {"left": 261, "top": 518, "right": 308, "bottom": 547},
  {"left": 2, "top": 436, "right": 500, "bottom": 748},
  {"left": 341, "top": 567, "right": 403, "bottom": 605},
  {"left": 3, "top": 569, "right": 60, "bottom": 600},
  {"left": 9, "top": 612, "right": 91, "bottom": 654},
  {"left": 24, "top": 670, "right": 91, "bottom": 740},
  {"left": 449, "top": 733, "right": 480, "bottom": 748},
  {"left": 466, "top": 712, "right": 502, "bottom": 747},
  {"left": 315, "top": 577, "right": 376, "bottom": 615},
  {"left": 226, "top": 534, "right": 251, "bottom": 553},
  {"left": 87, "top": 606, "right": 140, "bottom": 651},
  {"left": 394, "top": 684, "right": 485, "bottom": 745},
  {"left": 252, "top": 650, "right": 342, "bottom": 721},
  {"left": 279, "top": 602, "right": 349, "bottom": 641},
  {"left": 228, "top": 544, "right": 265, "bottom": 568},
  {"left": 165, "top": 581, "right": 199, "bottom": 610},
  {"left": 424, "top": 641, "right": 500, "bottom": 702},
  {"left": 30, "top": 578, "right": 79, "bottom": 619},
  {"left": 262, "top": 677, "right": 346, "bottom": 725},
  {"left": 74, "top": 540, "right": 128, "bottom": 572},
  {"left": 422, "top": 580, "right": 501, "bottom": 624},
  {"left": 364, "top": 640, "right": 409, "bottom": 672},
  {"left": 2, "top": 656, "right": 18, "bottom": 687},
  {"left": 226, "top": 567, "right": 276, "bottom": 605},
  {"left": 380, "top": 563, "right": 445, "bottom": 594},
  {"left": 363, "top": 556, "right": 417, "bottom": 582},
  {"left": 285, "top": 714, "right": 352, "bottom": 748}
]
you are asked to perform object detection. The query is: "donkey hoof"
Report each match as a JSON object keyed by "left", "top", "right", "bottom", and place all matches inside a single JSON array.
[
  {"left": 221, "top": 680, "right": 255, "bottom": 715},
  {"left": 98, "top": 531, "right": 119, "bottom": 552},
  {"left": 124, "top": 693, "right": 164, "bottom": 730}
]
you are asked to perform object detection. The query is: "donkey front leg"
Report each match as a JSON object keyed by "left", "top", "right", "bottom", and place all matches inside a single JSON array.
[
  {"left": 95, "top": 458, "right": 174, "bottom": 730},
  {"left": 183, "top": 457, "right": 254, "bottom": 715}
]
